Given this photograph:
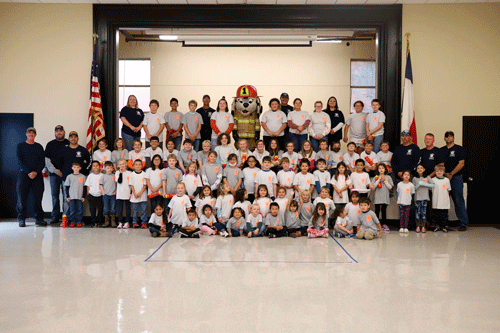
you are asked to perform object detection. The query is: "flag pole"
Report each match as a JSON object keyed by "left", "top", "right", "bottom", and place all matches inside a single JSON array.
[{"left": 405, "top": 32, "right": 411, "bottom": 56}]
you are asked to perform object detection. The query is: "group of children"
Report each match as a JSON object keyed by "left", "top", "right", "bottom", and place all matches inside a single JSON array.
[{"left": 64, "top": 131, "right": 453, "bottom": 240}]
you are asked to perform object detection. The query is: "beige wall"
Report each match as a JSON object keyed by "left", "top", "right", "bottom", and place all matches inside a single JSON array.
[
  {"left": 119, "top": 34, "right": 375, "bottom": 116},
  {"left": 0, "top": 4, "right": 93, "bottom": 212},
  {"left": 402, "top": 4, "right": 500, "bottom": 147}
]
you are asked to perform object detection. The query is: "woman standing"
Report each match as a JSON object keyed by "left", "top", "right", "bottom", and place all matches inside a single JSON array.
[
  {"left": 287, "top": 98, "right": 310, "bottom": 153},
  {"left": 324, "top": 96, "right": 345, "bottom": 149},
  {"left": 308, "top": 101, "right": 331, "bottom": 152},
  {"left": 210, "top": 97, "right": 234, "bottom": 149},
  {"left": 120, "top": 95, "right": 145, "bottom": 151},
  {"left": 261, "top": 98, "right": 287, "bottom": 151}
]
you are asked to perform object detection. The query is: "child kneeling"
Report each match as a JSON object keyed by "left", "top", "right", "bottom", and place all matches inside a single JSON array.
[
  {"left": 307, "top": 202, "right": 329, "bottom": 238},
  {"left": 355, "top": 197, "right": 383, "bottom": 240},
  {"left": 148, "top": 203, "right": 173, "bottom": 238},
  {"left": 179, "top": 208, "right": 201, "bottom": 238}
]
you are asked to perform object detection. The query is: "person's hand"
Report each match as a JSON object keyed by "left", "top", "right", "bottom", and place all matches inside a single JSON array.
[
  {"left": 445, "top": 173, "right": 453, "bottom": 180},
  {"left": 56, "top": 170, "right": 63, "bottom": 177},
  {"left": 343, "top": 136, "right": 348, "bottom": 143},
  {"left": 81, "top": 198, "right": 85, "bottom": 202},
  {"left": 67, "top": 198, "right": 71, "bottom": 202},
  {"left": 330, "top": 129, "right": 335, "bottom": 135},
  {"left": 28, "top": 172, "right": 37, "bottom": 179},
  {"left": 379, "top": 230, "right": 383, "bottom": 238},
  {"left": 339, "top": 193, "right": 343, "bottom": 198}
]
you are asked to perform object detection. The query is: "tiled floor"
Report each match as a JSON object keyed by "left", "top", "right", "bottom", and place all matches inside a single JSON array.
[{"left": 1, "top": 222, "right": 499, "bottom": 333}]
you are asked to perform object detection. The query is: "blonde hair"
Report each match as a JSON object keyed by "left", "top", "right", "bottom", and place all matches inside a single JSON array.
[
  {"left": 202, "top": 140, "right": 211, "bottom": 147},
  {"left": 188, "top": 99, "right": 198, "bottom": 107},
  {"left": 187, "top": 161, "right": 198, "bottom": 173},
  {"left": 435, "top": 165, "right": 445, "bottom": 172},
  {"left": 300, "top": 189, "right": 311, "bottom": 201},
  {"left": 167, "top": 153, "right": 178, "bottom": 161},
  {"left": 126, "top": 95, "right": 138, "bottom": 108}
]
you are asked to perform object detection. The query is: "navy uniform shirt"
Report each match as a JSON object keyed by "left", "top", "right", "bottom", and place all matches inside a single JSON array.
[
  {"left": 45, "top": 138, "right": 69, "bottom": 171},
  {"left": 120, "top": 106, "right": 144, "bottom": 136},
  {"left": 58, "top": 145, "right": 91, "bottom": 179},
  {"left": 392, "top": 143, "right": 421, "bottom": 175},
  {"left": 420, "top": 147, "right": 445, "bottom": 176},
  {"left": 196, "top": 106, "right": 215, "bottom": 142},
  {"left": 324, "top": 109, "right": 345, "bottom": 143},
  {"left": 441, "top": 144, "right": 466, "bottom": 176}
]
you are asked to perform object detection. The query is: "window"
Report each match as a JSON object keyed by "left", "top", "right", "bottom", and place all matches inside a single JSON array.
[
  {"left": 350, "top": 60, "right": 376, "bottom": 113},
  {"left": 118, "top": 59, "right": 151, "bottom": 138}
]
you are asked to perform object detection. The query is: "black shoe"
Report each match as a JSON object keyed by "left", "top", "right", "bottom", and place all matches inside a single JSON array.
[
  {"left": 433, "top": 226, "right": 441, "bottom": 232},
  {"left": 35, "top": 221, "right": 48, "bottom": 227},
  {"left": 19, "top": 221, "right": 26, "bottom": 228},
  {"left": 151, "top": 231, "right": 159, "bottom": 238},
  {"left": 193, "top": 234, "right": 200, "bottom": 238},
  {"left": 50, "top": 219, "right": 59, "bottom": 224},
  {"left": 180, "top": 234, "right": 188, "bottom": 238},
  {"left": 458, "top": 226, "right": 467, "bottom": 231},
  {"left": 445, "top": 226, "right": 456, "bottom": 232}
]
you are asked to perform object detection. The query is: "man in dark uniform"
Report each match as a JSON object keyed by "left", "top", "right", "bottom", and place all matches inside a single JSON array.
[
  {"left": 280, "top": 92, "right": 293, "bottom": 144},
  {"left": 441, "top": 131, "right": 469, "bottom": 231},
  {"left": 56, "top": 131, "right": 91, "bottom": 219},
  {"left": 16, "top": 127, "right": 46, "bottom": 227},
  {"left": 196, "top": 94, "right": 216, "bottom": 149},
  {"left": 45, "top": 125, "right": 69, "bottom": 224},
  {"left": 392, "top": 130, "right": 422, "bottom": 183}
]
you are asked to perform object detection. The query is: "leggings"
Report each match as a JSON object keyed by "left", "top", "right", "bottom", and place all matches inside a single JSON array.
[
  {"left": 307, "top": 227, "right": 330, "bottom": 238},
  {"left": 375, "top": 204, "right": 387, "bottom": 225},
  {"left": 399, "top": 205, "right": 410, "bottom": 228}
]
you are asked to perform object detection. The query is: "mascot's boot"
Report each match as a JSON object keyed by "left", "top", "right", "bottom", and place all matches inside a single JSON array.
[
  {"left": 103, "top": 214, "right": 111, "bottom": 228},
  {"left": 110, "top": 215, "right": 117, "bottom": 228}
]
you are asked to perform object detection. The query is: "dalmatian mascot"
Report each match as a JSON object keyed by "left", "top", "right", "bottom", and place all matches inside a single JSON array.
[{"left": 231, "top": 85, "right": 262, "bottom": 150}]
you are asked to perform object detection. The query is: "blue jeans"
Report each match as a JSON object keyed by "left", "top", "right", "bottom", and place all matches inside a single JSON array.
[
  {"left": 289, "top": 133, "right": 308, "bottom": 152},
  {"left": 372, "top": 135, "right": 384, "bottom": 153},
  {"left": 450, "top": 175, "right": 469, "bottom": 227},
  {"left": 116, "top": 199, "right": 131, "bottom": 223},
  {"left": 211, "top": 138, "right": 218, "bottom": 150},
  {"left": 49, "top": 174, "right": 64, "bottom": 221},
  {"left": 172, "top": 136, "right": 182, "bottom": 151},
  {"left": 244, "top": 224, "right": 266, "bottom": 236},
  {"left": 132, "top": 202, "right": 147, "bottom": 224},
  {"left": 69, "top": 199, "right": 83, "bottom": 223},
  {"left": 193, "top": 139, "right": 201, "bottom": 152},
  {"left": 16, "top": 173, "right": 44, "bottom": 222},
  {"left": 310, "top": 136, "right": 327, "bottom": 152},
  {"left": 103, "top": 195, "right": 116, "bottom": 215},
  {"left": 122, "top": 132, "right": 141, "bottom": 152}
]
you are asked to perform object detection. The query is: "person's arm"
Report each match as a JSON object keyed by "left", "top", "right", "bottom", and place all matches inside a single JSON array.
[
  {"left": 343, "top": 124, "right": 350, "bottom": 143},
  {"left": 367, "top": 122, "right": 384, "bottom": 137},
  {"left": 154, "top": 123, "right": 165, "bottom": 138},
  {"left": 143, "top": 124, "right": 152, "bottom": 140},
  {"left": 261, "top": 122, "right": 273, "bottom": 136},
  {"left": 193, "top": 123, "right": 202, "bottom": 138},
  {"left": 446, "top": 160, "right": 465, "bottom": 179}
]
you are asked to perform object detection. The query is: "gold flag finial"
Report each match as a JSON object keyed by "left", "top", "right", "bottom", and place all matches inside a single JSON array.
[
  {"left": 404, "top": 32, "right": 411, "bottom": 55},
  {"left": 92, "top": 33, "right": 99, "bottom": 45}
]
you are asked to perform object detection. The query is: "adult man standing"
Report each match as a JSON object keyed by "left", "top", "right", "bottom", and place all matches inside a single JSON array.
[
  {"left": 280, "top": 92, "right": 293, "bottom": 141},
  {"left": 420, "top": 133, "right": 445, "bottom": 177},
  {"left": 16, "top": 127, "right": 46, "bottom": 227},
  {"left": 56, "top": 131, "right": 91, "bottom": 219},
  {"left": 392, "top": 130, "right": 421, "bottom": 182},
  {"left": 45, "top": 125, "right": 69, "bottom": 224},
  {"left": 196, "top": 95, "right": 215, "bottom": 148},
  {"left": 442, "top": 131, "right": 469, "bottom": 231}
]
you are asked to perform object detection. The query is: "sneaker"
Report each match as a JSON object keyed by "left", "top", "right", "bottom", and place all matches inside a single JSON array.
[
  {"left": 180, "top": 234, "right": 188, "bottom": 238},
  {"left": 404, "top": 228, "right": 409, "bottom": 233},
  {"left": 69, "top": 222, "right": 76, "bottom": 228},
  {"left": 446, "top": 226, "right": 456, "bottom": 232},
  {"left": 91, "top": 224, "right": 99, "bottom": 228},
  {"left": 77, "top": 223, "right": 83, "bottom": 228},
  {"left": 222, "top": 231, "right": 229, "bottom": 238},
  {"left": 19, "top": 221, "right": 26, "bottom": 228},
  {"left": 132, "top": 223, "right": 140, "bottom": 229},
  {"left": 151, "top": 231, "right": 159, "bottom": 238},
  {"left": 458, "top": 225, "right": 467, "bottom": 232},
  {"left": 442, "top": 227, "right": 448, "bottom": 233},
  {"left": 416, "top": 227, "right": 420, "bottom": 233},
  {"left": 141, "top": 223, "right": 147, "bottom": 229},
  {"left": 123, "top": 222, "right": 130, "bottom": 229},
  {"left": 399, "top": 228, "right": 404, "bottom": 233},
  {"left": 422, "top": 227, "right": 426, "bottom": 233},
  {"left": 117, "top": 223, "right": 123, "bottom": 229},
  {"left": 337, "top": 233, "right": 345, "bottom": 238},
  {"left": 193, "top": 234, "right": 200, "bottom": 238},
  {"left": 434, "top": 226, "right": 441, "bottom": 232},
  {"left": 35, "top": 221, "right": 48, "bottom": 227},
  {"left": 382, "top": 225, "right": 390, "bottom": 232}
]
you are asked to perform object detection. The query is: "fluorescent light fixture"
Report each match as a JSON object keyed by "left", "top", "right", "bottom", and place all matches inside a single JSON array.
[
  {"left": 159, "top": 35, "right": 178, "bottom": 41},
  {"left": 315, "top": 39, "right": 342, "bottom": 43},
  {"left": 181, "top": 34, "right": 316, "bottom": 46}
]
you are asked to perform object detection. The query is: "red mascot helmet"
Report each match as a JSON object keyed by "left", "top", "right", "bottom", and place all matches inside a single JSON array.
[{"left": 235, "top": 85, "right": 259, "bottom": 98}]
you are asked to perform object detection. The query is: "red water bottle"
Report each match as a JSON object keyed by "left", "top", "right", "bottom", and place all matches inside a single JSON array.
[
  {"left": 42, "top": 167, "right": 49, "bottom": 178},
  {"left": 62, "top": 215, "right": 67, "bottom": 228}
]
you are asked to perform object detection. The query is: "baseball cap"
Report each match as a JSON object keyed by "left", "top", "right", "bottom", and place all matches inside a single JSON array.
[
  {"left": 401, "top": 130, "right": 411, "bottom": 136},
  {"left": 69, "top": 131, "right": 78, "bottom": 137},
  {"left": 280, "top": 93, "right": 289, "bottom": 99},
  {"left": 55, "top": 125, "right": 64, "bottom": 131},
  {"left": 26, "top": 127, "right": 36, "bottom": 134}
]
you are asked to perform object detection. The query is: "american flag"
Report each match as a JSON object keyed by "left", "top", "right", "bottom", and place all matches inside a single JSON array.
[{"left": 86, "top": 45, "right": 105, "bottom": 153}]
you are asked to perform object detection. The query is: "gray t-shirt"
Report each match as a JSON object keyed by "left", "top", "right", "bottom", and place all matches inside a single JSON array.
[
  {"left": 143, "top": 111, "right": 165, "bottom": 141},
  {"left": 201, "top": 163, "right": 223, "bottom": 186},
  {"left": 372, "top": 176, "right": 394, "bottom": 205},
  {"left": 164, "top": 111, "right": 184, "bottom": 132},
  {"left": 299, "top": 201, "right": 313, "bottom": 227},
  {"left": 413, "top": 176, "right": 433, "bottom": 201},
  {"left": 358, "top": 210, "right": 380, "bottom": 234},
  {"left": 64, "top": 173, "right": 86, "bottom": 199},
  {"left": 285, "top": 211, "right": 301, "bottom": 229},
  {"left": 366, "top": 111, "right": 385, "bottom": 137},
  {"left": 345, "top": 112, "right": 367, "bottom": 143},
  {"left": 101, "top": 173, "right": 117, "bottom": 196},
  {"left": 111, "top": 149, "right": 129, "bottom": 164},
  {"left": 182, "top": 112, "right": 204, "bottom": 139},
  {"left": 261, "top": 110, "right": 287, "bottom": 136},
  {"left": 163, "top": 167, "right": 182, "bottom": 195},
  {"left": 265, "top": 213, "right": 283, "bottom": 227},
  {"left": 223, "top": 166, "right": 243, "bottom": 189}
]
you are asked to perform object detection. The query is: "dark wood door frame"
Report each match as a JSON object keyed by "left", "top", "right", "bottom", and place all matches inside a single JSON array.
[{"left": 94, "top": 4, "right": 402, "bottom": 147}]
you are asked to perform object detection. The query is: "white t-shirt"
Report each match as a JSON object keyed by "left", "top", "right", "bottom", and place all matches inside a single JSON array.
[
  {"left": 254, "top": 170, "right": 277, "bottom": 198},
  {"left": 242, "top": 167, "right": 260, "bottom": 194},
  {"left": 350, "top": 172, "right": 371, "bottom": 193},
  {"left": 85, "top": 172, "right": 102, "bottom": 197},
  {"left": 92, "top": 149, "right": 112, "bottom": 164},
  {"left": 377, "top": 151, "right": 393, "bottom": 169},
  {"left": 345, "top": 112, "right": 367, "bottom": 143},
  {"left": 145, "top": 147, "right": 163, "bottom": 159},
  {"left": 115, "top": 170, "right": 131, "bottom": 200},
  {"left": 195, "top": 196, "right": 216, "bottom": 217},
  {"left": 313, "top": 197, "right": 335, "bottom": 217},
  {"left": 168, "top": 194, "right": 192, "bottom": 225},
  {"left": 293, "top": 172, "right": 315, "bottom": 192},
  {"left": 345, "top": 202, "right": 361, "bottom": 226},
  {"left": 181, "top": 173, "right": 202, "bottom": 197},
  {"left": 145, "top": 167, "right": 164, "bottom": 195},
  {"left": 276, "top": 170, "right": 295, "bottom": 198},
  {"left": 215, "top": 145, "right": 236, "bottom": 165},
  {"left": 252, "top": 149, "right": 270, "bottom": 165},
  {"left": 281, "top": 151, "right": 299, "bottom": 170},
  {"left": 143, "top": 111, "right": 165, "bottom": 141},
  {"left": 330, "top": 174, "right": 350, "bottom": 204},
  {"left": 397, "top": 182, "right": 415, "bottom": 206},
  {"left": 215, "top": 194, "right": 234, "bottom": 222},
  {"left": 287, "top": 110, "right": 310, "bottom": 135},
  {"left": 360, "top": 151, "right": 379, "bottom": 168},
  {"left": 343, "top": 152, "right": 360, "bottom": 170},
  {"left": 254, "top": 197, "right": 272, "bottom": 217},
  {"left": 129, "top": 171, "right": 148, "bottom": 203},
  {"left": 431, "top": 177, "right": 451, "bottom": 209}
]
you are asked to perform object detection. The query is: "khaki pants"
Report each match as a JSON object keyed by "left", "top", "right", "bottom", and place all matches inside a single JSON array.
[{"left": 355, "top": 229, "right": 375, "bottom": 240}]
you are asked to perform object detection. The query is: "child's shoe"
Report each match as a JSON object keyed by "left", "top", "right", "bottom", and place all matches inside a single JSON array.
[
  {"left": 69, "top": 222, "right": 76, "bottom": 228},
  {"left": 433, "top": 226, "right": 441, "bottom": 232},
  {"left": 404, "top": 228, "right": 409, "bottom": 233},
  {"left": 399, "top": 228, "right": 404, "bottom": 233},
  {"left": 117, "top": 223, "right": 123, "bottom": 229},
  {"left": 141, "top": 223, "right": 147, "bottom": 229},
  {"left": 442, "top": 227, "right": 448, "bottom": 233},
  {"left": 123, "top": 222, "right": 130, "bottom": 229},
  {"left": 132, "top": 223, "right": 139, "bottom": 229},
  {"left": 337, "top": 233, "right": 345, "bottom": 238},
  {"left": 193, "top": 234, "right": 200, "bottom": 238},
  {"left": 421, "top": 227, "right": 426, "bottom": 233},
  {"left": 77, "top": 223, "right": 83, "bottom": 228},
  {"left": 151, "top": 231, "right": 159, "bottom": 238},
  {"left": 416, "top": 226, "right": 420, "bottom": 233},
  {"left": 382, "top": 224, "right": 390, "bottom": 232}
]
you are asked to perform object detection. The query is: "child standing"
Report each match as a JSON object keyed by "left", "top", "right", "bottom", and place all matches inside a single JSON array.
[
  {"left": 265, "top": 202, "right": 286, "bottom": 238},
  {"left": 100, "top": 161, "right": 117, "bottom": 228},
  {"left": 236, "top": 139, "right": 252, "bottom": 168},
  {"left": 163, "top": 139, "right": 180, "bottom": 164},
  {"left": 298, "top": 190, "right": 314, "bottom": 236},
  {"left": 163, "top": 154, "right": 183, "bottom": 213},
  {"left": 196, "top": 140, "right": 212, "bottom": 169},
  {"left": 201, "top": 151, "right": 223, "bottom": 196},
  {"left": 226, "top": 207, "right": 245, "bottom": 237},
  {"left": 210, "top": 97, "right": 234, "bottom": 148},
  {"left": 360, "top": 141, "right": 379, "bottom": 176},
  {"left": 349, "top": 159, "right": 371, "bottom": 198},
  {"left": 313, "top": 186, "right": 336, "bottom": 224},
  {"left": 143, "top": 99, "right": 165, "bottom": 148},
  {"left": 182, "top": 100, "right": 204, "bottom": 151},
  {"left": 343, "top": 142, "right": 360, "bottom": 174},
  {"left": 273, "top": 187, "right": 289, "bottom": 220},
  {"left": 254, "top": 156, "right": 277, "bottom": 199},
  {"left": 215, "top": 183, "right": 233, "bottom": 237},
  {"left": 307, "top": 202, "right": 329, "bottom": 238},
  {"left": 178, "top": 139, "right": 196, "bottom": 174},
  {"left": 145, "top": 154, "right": 165, "bottom": 210},
  {"left": 299, "top": 140, "right": 316, "bottom": 172},
  {"left": 431, "top": 165, "right": 452, "bottom": 233},
  {"left": 181, "top": 161, "right": 203, "bottom": 203},
  {"left": 111, "top": 138, "right": 129, "bottom": 170},
  {"left": 252, "top": 140, "right": 270, "bottom": 165},
  {"left": 144, "top": 136, "right": 163, "bottom": 167},
  {"left": 345, "top": 191, "right": 361, "bottom": 231},
  {"left": 330, "top": 141, "right": 343, "bottom": 176},
  {"left": 85, "top": 161, "right": 104, "bottom": 227},
  {"left": 179, "top": 208, "right": 201, "bottom": 238},
  {"left": 355, "top": 197, "right": 383, "bottom": 240},
  {"left": 293, "top": 159, "right": 315, "bottom": 197},
  {"left": 254, "top": 184, "right": 273, "bottom": 217},
  {"left": 281, "top": 141, "right": 299, "bottom": 171},
  {"left": 276, "top": 157, "right": 295, "bottom": 198},
  {"left": 241, "top": 155, "right": 260, "bottom": 202},
  {"left": 413, "top": 164, "right": 434, "bottom": 233},
  {"left": 115, "top": 159, "right": 131, "bottom": 229},
  {"left": 330, "top": 162, "right": 350, "bottom": 209},
  {"left": 129, "top": 159, "right": 148, "bottom": 229},
  {"left": 64, "top": 162, "right": 86, "bottom": 228},
  {"left": 371, "top": 163, "right": 393, "bottom": 229},
  {"left": 233, "top": 188, "right": 251, "bottom": 218},
  {"left": 223, "top": 153, "right": 243, "bottom": 196},
  {"left": 376, "top": 141, "right": 393, "bottom": 175},
  {"left": 333, "top": 206, "right": 354, "bottom": 238},
  {"left": 313, "top": 158, "right": 331, "bottom": 199},
  {"left": 215, "top": 133, "right": 236, "bottom": 168},
  {"left": 245, "top": 204, "right": 265, "bottom": 238},
  {"left": 397, "top": 170, "right": 415, "bottom": 233},
  {"left": 267, "top": 138, "right": 282, "bottom": 173},
  {"left": 316, "top": 139, "right": 334, "bottom": 174},
  {"left": 195, "top": 185, "right": 216, "bottom": 217},
  {"left": 168, "top": 182, "right": 192, "bottom": 233},
  {"left": 128, "top": 140, "right": 146, "bottom": 170},
  {"left": 365, "top": 99, "right": 385, "bottom": 153},
  {"left": 164, "top": 98, "right": 184, "bottom": 150}
]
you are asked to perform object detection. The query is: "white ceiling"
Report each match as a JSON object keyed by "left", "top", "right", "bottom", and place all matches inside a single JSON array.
[{"left": 0, "top": 0, "right": 498, "bottom": 3}]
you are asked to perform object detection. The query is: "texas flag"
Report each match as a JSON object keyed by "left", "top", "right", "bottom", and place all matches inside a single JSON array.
[{"left": 401, "top": 51, "right": 417, "bottom": 144}]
